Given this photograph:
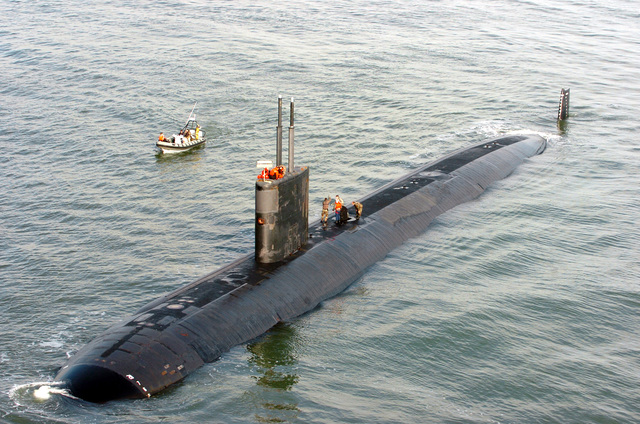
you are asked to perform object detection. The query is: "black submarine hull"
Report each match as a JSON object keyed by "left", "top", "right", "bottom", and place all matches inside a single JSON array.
[{"left": 55, "top": 134, "right": 546, "bottom": 402}]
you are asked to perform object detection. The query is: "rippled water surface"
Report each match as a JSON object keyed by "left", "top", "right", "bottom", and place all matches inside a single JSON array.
[{"left": 1, "top": 0, "right": 639, "bottom": 422}]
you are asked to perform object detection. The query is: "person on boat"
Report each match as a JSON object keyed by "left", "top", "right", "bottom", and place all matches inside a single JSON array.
[
  {"left": 334, "top": 195, "right": 343, "bottom": 223},
  {"left": 195, "top": 125, "right": 201, "bottom": 140},
  {"left": 352, "top": 201, "right": 363, "bottom": 220},
  {"left": 158, "top": 132, "right": 166, "bottom": 142}
]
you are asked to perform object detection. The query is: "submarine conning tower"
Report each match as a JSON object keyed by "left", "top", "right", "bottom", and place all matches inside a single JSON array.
[{"left": 255, "top": 97, "right": 309, "bottom": 263}]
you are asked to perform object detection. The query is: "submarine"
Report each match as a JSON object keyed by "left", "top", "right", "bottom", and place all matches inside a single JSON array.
[{"left": 55, "top": 95, "right": 554, "bottom": 403}]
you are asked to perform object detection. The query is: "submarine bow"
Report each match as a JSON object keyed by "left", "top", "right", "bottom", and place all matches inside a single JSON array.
[{"left": 56, "top": 128, "right": 546, "bottom": 402}]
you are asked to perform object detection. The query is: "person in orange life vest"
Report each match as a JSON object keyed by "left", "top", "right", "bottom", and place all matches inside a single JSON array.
[
  {"left": 334, "top": 195, "right": 343, "bottom": 223},
  {"left": 268, "top": 165, "right": 285, "bottom": 180},
  {"left": 258, "top": 167, "right": 269, "bottom": 180},
  {"left": 158, "top": 132, "right": 166, "bottom": 142}
]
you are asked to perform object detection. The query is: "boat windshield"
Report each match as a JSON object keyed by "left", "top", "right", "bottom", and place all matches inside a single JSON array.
[{"left": 179, "top": 119, "right": 206, "bottom": 140}]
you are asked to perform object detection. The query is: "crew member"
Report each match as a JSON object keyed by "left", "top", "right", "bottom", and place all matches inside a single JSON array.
[
  {"left": 158, "top": 132, "right": 166, "bottom": 142},
  {"left": 268, "top": 165, "right": 285, "bottom": 180},
  {"left": 258, "top": 167, "right": 269, "bottom": 180},
  {"left": 195, "top": 125, "right": 201, "bottom": 140},
  {"left": 352, "top": 201, "right": 363, "bottom": 220},
  {"left": 334, "top": 195, "right": 343, "bottom": 223},
  {"left": 321, "top": 198, "right": 330, "bottom": 224},
  {"left": 339, "top": 202, "right": 349, "bottom": 224}
]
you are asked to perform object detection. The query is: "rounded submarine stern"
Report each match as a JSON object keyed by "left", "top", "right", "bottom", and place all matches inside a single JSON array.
[{"left": 58, "top": 364, "right": 145, "bottom": 403}]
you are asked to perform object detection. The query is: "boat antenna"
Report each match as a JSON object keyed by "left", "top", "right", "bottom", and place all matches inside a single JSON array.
[{"left": 187, "top": 101, "right": 197, "bottom": 123}]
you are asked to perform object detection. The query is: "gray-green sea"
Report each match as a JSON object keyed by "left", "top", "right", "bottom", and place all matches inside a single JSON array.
[{"left": 1, "top": 1, "right": 639, "bottom": 422}]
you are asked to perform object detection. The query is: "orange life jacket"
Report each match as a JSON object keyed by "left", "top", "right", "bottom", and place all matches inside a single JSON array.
[
  {"left": 158, "top": 134, "right": 165, "bottom": 142},
  {"left": 257, "top": 168, "right": 269, "bottom": 180},
  {"left": 268, "top": 165, "right": 285, "bottom": 180}
]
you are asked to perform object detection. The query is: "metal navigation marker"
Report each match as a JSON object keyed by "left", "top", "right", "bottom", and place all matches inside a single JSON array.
[{"left": 557, "top": 88, "right": 570, "bottom": 121}]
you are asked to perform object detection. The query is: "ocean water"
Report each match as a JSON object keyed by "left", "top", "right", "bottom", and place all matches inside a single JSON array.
[{"left": 1, "top": 0, "right": 639, "bottom": 422}]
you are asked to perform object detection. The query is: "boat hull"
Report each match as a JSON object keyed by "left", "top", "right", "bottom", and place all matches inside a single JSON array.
[{"left": 156, "top": 139, "right": 206, "bottom": 153}]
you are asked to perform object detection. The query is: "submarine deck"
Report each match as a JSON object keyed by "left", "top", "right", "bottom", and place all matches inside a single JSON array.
[
  {"left": 125, "top": 135, "right": 528, "bottom": 343},
  {"left": 56, "top": 133, "right": 546, "bottom": 402}
]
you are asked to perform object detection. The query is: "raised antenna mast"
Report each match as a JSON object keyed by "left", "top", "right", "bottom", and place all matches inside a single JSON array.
[{"left": 187, "top": 101, "right": 197, "bottom": 123}]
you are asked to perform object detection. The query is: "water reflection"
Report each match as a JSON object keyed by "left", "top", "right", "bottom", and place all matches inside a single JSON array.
[
  {"left": 154, "top": 144, "right": 206, "bottom": 163},
  {"left": 246, "top": 322, "right": 301, "bottom": 422},
  {"left": 556, "top": 119, "right": 570, "bottom": 135}
]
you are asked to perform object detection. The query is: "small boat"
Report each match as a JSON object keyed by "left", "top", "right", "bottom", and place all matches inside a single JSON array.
[{"left": 156, "top": 103, "right": 207, "bottom": 154}]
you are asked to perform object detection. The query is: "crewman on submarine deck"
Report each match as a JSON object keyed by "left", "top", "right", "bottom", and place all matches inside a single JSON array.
[
  {"left": 339, "top": 202, "right": 349, "bottom": 224},
  {"left": 334, "top": 195, "right": 343, "bottom": 223},
  {"left": 321, "top": 197, "right": 330, "bottom": 225},
  {"left": 352, "top": 201, "right": 363, "bottom": 220}
]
